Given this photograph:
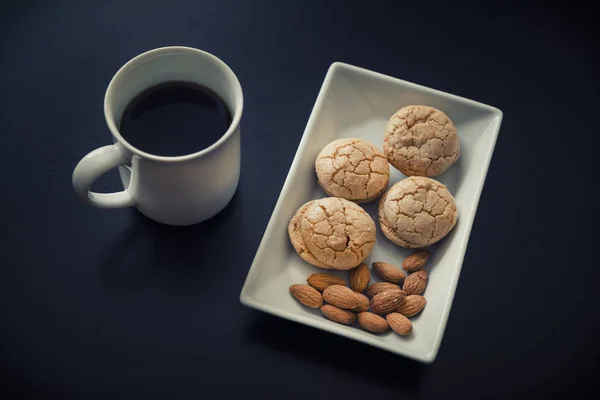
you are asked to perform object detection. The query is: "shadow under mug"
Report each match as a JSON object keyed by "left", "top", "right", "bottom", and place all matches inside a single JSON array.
[{"left": 72, "top": 46, "right": 243, "bottom": 226}]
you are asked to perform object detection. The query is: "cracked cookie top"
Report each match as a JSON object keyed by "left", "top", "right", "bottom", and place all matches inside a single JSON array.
[
  {"left": 378, "top": 177, "right": 458, "bottom": 248},
  {"left": 383, "top": 105, "right": 460, "bottom": 177},
  {"left": 288, "top": 200, "right": 331, "bottom": 269},
  {"left": 298, "top": 197, "right": 376, "bottom": 270},
  {"left": 315, "top": 138, "right": 390, "bottom": 203}
]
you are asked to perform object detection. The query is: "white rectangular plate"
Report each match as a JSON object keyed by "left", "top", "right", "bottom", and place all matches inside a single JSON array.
[{"left": 240, "top": 62, "right": 503, "bottom": 363}]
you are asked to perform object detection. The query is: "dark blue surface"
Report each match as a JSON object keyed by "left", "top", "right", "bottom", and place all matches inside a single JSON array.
[{"left": 1, "top": 0, "right": 598, "bottom": 398}]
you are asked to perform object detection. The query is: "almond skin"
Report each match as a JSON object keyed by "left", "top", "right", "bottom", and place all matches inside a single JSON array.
[
  {"left": 323, "top": 284, "right": 359, "bottom": 309},
  {"left": 349, "top": 263, "right": 370, "bottom": 292},
  {"left": 396, "top": 295, "right": 426, "bottom": 317},
  {"left": 357, "top": 312, "right": 389, "bottom": 333},
  {"left": 289, "top": 284, "right": 323, "bottom": 308},
  {"left": 403, "top": 270, "right": 428, "bottom": 295},
  {"left": 366, "top": 282, "right": 404, "bottom": 298},
  {"left": 307, "top": 273, "right": 346, "bottom": 292},
  {"left": 352, "top": 292, "right": 370, "bottom": 312},
  {"left": 321, "top": 305, "right": 355, "bottom": 325},
  {"left": 372, "top": 262, "right": 406, "bottom": 284},
  {"left": 371, "top": 290, "right": 406, "bottom": 315},
  {"left": 402, "top": 250, "right": 430, "bottom": 273},
  {"left": 386, "top": 313, "right": 413, "bottom": 336}
]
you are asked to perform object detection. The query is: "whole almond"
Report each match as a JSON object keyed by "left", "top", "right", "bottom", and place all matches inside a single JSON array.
[
  {"left": 372, "top": 262, "right": 406, "bottom": 284},
  {"left": 352, "top": 292, "right": 370, "bottom": 312},
  {"left": 402, "top": 250, "right": 430, "bottom": 273},
  {"left": 403, "top": 270, "right": 428, "bottom": 295},
  {"left": 396, "top": 295, "right": 426, "bottom": 317},
  {"left": 307, "top": 273, "right": 346, "bottom": 292},
  {"left": 289, "top": 284, "right": 323, "bottom": 308},
  {"left": 386, "top": 313, "right": 413, "bottom": 336},
  {"left": 366, "top": 282, "right": 404, "bottom": 298},
  {"left": 349, "top": 263, "right": 370, "bottom": 292},
  {"left": 323, "top": 284, "right": 358, "bottom": 309},
  {"left": 357, "top": 312, "right": 389, "bottom": 333},
  {"left": 321, "top": 305, "right": 355, "bottom": 325},
  {"left": 371, "top": 290, "right": 406, "bottom": 315}
]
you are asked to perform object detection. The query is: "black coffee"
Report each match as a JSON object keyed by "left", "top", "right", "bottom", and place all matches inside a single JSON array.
[{"left": 119, "top": 81, "right": 231, "bottom": 156}]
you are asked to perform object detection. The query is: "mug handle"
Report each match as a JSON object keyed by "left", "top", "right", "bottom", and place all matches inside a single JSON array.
[{"left": 72, "top": 144, "right": 135, "bottom": 208}]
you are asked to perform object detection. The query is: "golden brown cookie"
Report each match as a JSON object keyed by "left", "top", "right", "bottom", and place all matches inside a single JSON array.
[
  {"left": 378, "top": 177, "right": 457, "bottom": 248},
  {"left": 383, "top": 105, "right": 460, "bottom": 177},
  {"left": 289, "top": 197, "right": 376, "bottom": 270},
  {"left": 315, "top": 138, "right": 390, "bottom": 203}
]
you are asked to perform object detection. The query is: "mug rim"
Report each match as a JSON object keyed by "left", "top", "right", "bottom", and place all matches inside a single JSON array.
[{"left": 104, "top": 46, "right": 244, "bottom": 163}]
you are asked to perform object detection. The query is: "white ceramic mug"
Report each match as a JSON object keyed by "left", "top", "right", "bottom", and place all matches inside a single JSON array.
[{"left": 72, "top": 46, "right": 243, "bottom": 225}]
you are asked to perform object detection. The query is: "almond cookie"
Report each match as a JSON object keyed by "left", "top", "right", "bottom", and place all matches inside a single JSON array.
[
  {"left": 378, "top": 177, "right": 457, "bottom": 248},
  {"left": 294, "top": 197, "right": 376, "bottom": 270},
  {"left": 315, "top": 138, "right": 390, "bottom": 203},
  {"left": 383, "top": 105, "right": 459, "bottom": 177}
]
